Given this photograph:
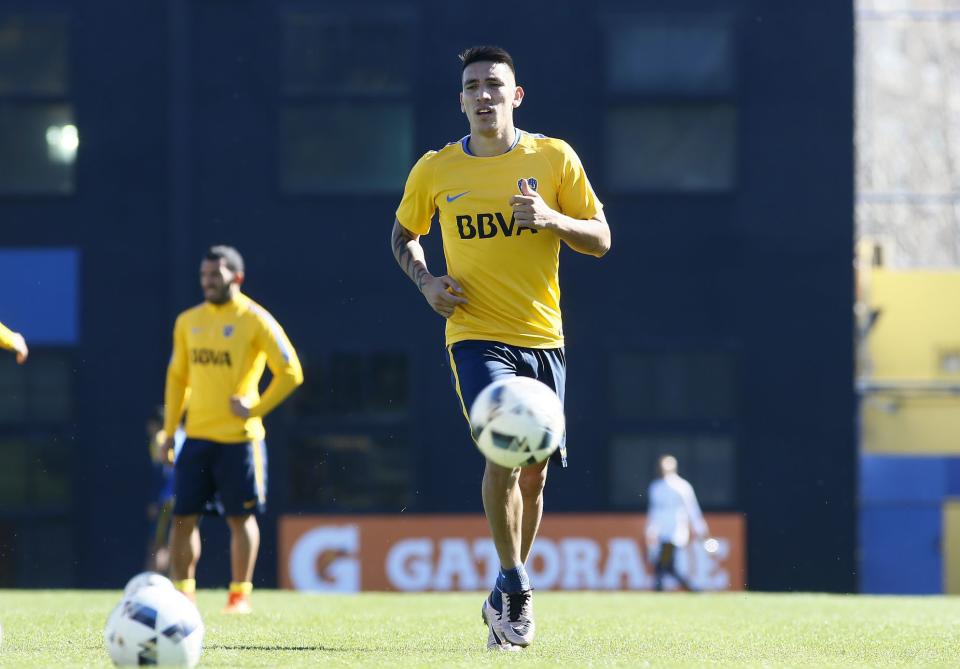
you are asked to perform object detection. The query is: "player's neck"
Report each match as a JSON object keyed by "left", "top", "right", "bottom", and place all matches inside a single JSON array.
[
  {"left": 206, "top": 289, "right": 241, "bottom": 308},
  {"left": 468, "top": 126, "right": 518, "bottom": 157}
]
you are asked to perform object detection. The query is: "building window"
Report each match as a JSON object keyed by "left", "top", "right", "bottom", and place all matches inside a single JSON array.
[
  {"left": 279, "top": 9, "right": 415, "bottom": 194},
  {"left": 609, "top": 434, "right": 737, "bottom": 509},
  {"left": 287, "top": 351, "right": 412, "bottom": 511},
  {"left": 606, "top": 104, "right": 737, "bottom": 192},
  {"left": 0, "top": 350, "right": 76, "bottom": 513},
  {"left": 0, "top": 13, "right": 75, "bottom": 195},
  {"left": 0, "top": 350, "right": 75, "bottom": 424},
  {"left": 607, "top": 350, "right": 739, "bottom": 509},
  {"left": 280, "top": 103, "right": 413, "bottom": 194},
  {"left": 288, "top": 429, "right": 413, "bottom": 510},
  {"left": 294, "top": 351, "right": 408, "bottom": 418},
  {"left": 602, "top": 13, "right": 738, "bottom": 193},
  {"left": 609, "top": 350, "right": 738, "bottom": 421}
]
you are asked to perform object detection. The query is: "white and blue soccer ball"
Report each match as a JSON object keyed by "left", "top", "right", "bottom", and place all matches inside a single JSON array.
[
  {"left": 469, "top": 376, "right": 565, "bottom": 468},
  {"left": 104, "top": 584, "right": 204, "bottom": 668},
  {"left": 123, "top": 571, "right": 175, "bottom": 599}
]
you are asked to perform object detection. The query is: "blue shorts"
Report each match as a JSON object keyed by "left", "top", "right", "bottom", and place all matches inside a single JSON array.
[
  {"left": 173, "top": 438, "right": 267, "bottom": 516},
  {"left": 448, "top": 340, "right": 567, "bottom": 467}
]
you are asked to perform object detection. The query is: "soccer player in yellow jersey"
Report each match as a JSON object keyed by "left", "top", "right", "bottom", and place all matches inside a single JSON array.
[
  {"left": 0, "top": 321, "right": 28, "bottom": 364},
  {"left": 391, "top": 46, "right": 610, "bottom": 651},
  {"left": 161, "top": 245, "right": 303, "bottom": 614}
]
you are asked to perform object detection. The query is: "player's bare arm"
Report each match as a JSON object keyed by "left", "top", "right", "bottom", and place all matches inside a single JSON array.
[
  {"left": 391, "top": 219, "right": 468, "bottom": 319},
  {"left": 510, "top": 179, "right": 611, "bottom": 257}
]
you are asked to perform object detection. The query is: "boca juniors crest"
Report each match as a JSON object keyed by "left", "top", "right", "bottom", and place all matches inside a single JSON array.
[{"left": 518, "top": 177, "right": 538, "bottom": 192}]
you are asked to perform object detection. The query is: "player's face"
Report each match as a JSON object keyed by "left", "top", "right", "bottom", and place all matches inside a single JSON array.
[
  {"left": 460, "top": 61, "right": 523, "bottom": 135},
  {"left": 199, "top": 258, "right": 238, "bottom": 304}
]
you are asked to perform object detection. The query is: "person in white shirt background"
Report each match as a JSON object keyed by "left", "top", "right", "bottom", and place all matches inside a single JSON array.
[{"left": 645, "top": 454, "right": 709, "bottom": 591}]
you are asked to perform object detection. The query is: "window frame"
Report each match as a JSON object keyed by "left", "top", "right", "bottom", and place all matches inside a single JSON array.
[
  {"left": 599, "top": 10, "right": 740, "bottom": 195},
  {"left": 0, "top": 9, "right": 75, "bottom": 198},
  {"left": 276, "top": 5, "right": 417, "bottom": 197}
]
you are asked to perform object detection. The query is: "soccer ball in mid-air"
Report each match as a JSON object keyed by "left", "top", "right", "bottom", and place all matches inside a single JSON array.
[
  {"left": 123, "top": 571, "right": 175, "bottom": 599},
  {"left": 104, "top": 585, "right": 204, "bottom": 668},
  {"left": 469, "top": 376, "right": 565, "bottom": 468}
]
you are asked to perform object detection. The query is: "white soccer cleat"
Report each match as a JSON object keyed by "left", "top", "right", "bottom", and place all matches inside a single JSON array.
[
  {"left": 482, "top": 597, "right": 522, "bottom": 652},
  {"left": 499, "top": 590, "right": 535, "bottom": 647}
]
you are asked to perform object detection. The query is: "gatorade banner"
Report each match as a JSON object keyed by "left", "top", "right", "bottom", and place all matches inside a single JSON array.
[{"left": 279, "top": 513, "right": 746, "bottom": 592}]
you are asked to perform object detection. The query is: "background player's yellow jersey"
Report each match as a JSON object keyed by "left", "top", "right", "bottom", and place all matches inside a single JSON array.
[
  {"left": 0, "top": 321, "right": 17, "bottom": 351},
  {"left": 163, "top": 292, "right": 303, "bottom": 444},
  {"left": 396, "top": 131, "right": 602, "bottom": 348}
]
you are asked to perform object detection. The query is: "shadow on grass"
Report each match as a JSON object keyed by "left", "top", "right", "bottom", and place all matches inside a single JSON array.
[
  {"left": 208, "top": 645, "right": 465, "bottom": 654},
  {"left": 207, "top": 645, "right": 329, "bottom": 652}
]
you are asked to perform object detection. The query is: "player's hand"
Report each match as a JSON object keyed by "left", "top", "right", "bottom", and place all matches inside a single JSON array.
[
  {"left": 160, "top": 437, "right": 175, "bottom": 466},
  {"left": 420, "top": 275, "right": 468, "bottom": 319},
  {"left": 510, "top": 178, "right": 559, "bottom": 231},
  {"left": 230, "top": 395, "right": 253, "bottom": 419},
  {"left": 11, "top": 333, "right": 27, "bottom": 364}
]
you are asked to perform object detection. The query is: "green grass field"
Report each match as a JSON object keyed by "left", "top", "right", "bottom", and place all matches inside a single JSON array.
[{"left": 1, "top": 590, "right": 958, "bottom": 668}]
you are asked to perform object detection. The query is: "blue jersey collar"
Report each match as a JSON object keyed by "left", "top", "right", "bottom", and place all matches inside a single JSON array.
[{"left": 461, "top": 129, "right": 523, "bottom": 157}]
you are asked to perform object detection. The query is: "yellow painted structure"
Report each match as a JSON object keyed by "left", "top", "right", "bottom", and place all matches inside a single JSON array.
[
  {"left": 943, "top": 500, "right": 960, "bottom": 594},
  {"left": 860, "top": 269, "right": 960, "bottom": 454}
]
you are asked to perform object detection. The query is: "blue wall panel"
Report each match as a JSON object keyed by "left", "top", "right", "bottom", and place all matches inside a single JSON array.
[
  {"left": 0, "top": 248, "right": 79, "bottom": 345},
  {"left": 860, "top": 504, "right": 942, "bottom": 594},
  {"left": 860, "top": 455, "right": 947, "bottom": 504}
]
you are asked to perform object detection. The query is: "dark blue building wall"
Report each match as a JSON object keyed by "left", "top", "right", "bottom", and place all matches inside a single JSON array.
[{"left": 0, "top": 0, "right": 854, "bottom": 591}]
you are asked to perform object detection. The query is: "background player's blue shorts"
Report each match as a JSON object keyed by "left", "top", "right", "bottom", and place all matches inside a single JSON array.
[
  {"left": 448, "top": 339, "right": 568, "bottom": 467},
  {"left": 173, "top": 438, "right": 268, "bottom": 516}
]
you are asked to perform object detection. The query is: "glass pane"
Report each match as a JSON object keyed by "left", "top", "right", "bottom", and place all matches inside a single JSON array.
[
  {"left": 281, "top": 103, "right": 412, "bottom": 194},
  {"left": 609, "top": 434, "right": 736, "bottom": 508},
  {"left": 289, "top": 430, "right": 413, "bottom": 510},
  {"left": 0, "top": 360, "right": 26, "bottom": 421},
  {"left": 328, "top": 353, "right": 365, "bottom": 413},
  {"left": 32, "top": 443, "right": 72, "bottom": 505},
  {"left": 295, "top": 351, "right": 409, "bottom": 417},
  {"left": 0, "top": 440, "right": 29, "bottom": 506},
  {"left": 26, "top": 354, "right": 73, "bottom": 422},
  {"left": 0, "top": 351, "right": 73, "bottom": 423},
  {"left": 692, "top": 435, "right": 736, "bottom": 507},
  {"left": 0, "top": 104, "right": 76, "bottom": 195},
  {"left": 604, "top": 14, "right": 735, "bottom": 94},
  {"left": 611, "top": 351, "right": 738, "bottom": 421},
  {"left": 0, "top": 438, "right": 72, "bottom": 509},
  {"left": 606, "top": 104, "right": 736, "bottom": 192},
  {"left": 0, "top": 14, "right": 68, "bottom": 95},
  {"left": 368, "top": 352, "right": 408, "bottom": 412},
  {"left": 282, "top": 11, "right": 413, "bottom": 95}
]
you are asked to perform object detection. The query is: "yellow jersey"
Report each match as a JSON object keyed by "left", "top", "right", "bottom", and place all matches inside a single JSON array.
[
  {"left": 163, "top": 292, "right": 303, "bottom": 444},
  {"left": 396, "top": 130, "right": 602, "bottom": 348},
  {"left": 0, "top": 321, "right": 17, "bottom": 351}
]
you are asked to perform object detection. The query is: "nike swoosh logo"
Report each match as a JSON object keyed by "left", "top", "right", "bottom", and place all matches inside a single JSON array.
[{"left": 446, "top": 191, "right": 470, "bottom": 203}]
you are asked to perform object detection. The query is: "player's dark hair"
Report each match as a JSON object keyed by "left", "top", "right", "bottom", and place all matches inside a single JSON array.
[
  {"left": 205, "top": 245, "right": 245, "bottom": 274},
  {"left": 459, "top": 45, "right": 516, "bottom": 77}
]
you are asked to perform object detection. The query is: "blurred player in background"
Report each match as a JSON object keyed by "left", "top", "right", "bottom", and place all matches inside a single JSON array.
[
  {"left": 390, "top": 46, "right": 610, "bottom": 650},
  {"left": 162, "top": 245, "right": 303, "bottom": 613},
  {"left": 645, "top": 454, "right": 708, "bottom": 592},
  {"left": 0, "top": 321, "right": 28, "bottom": 364}
]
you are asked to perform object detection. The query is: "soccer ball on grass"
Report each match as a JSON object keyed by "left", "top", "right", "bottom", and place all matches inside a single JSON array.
[
  {"left": 104, "top": 584, "right": 203, "bottom": 667},
  {"left": 123, "top": 571, "right": 175, "bottom": 599}
]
